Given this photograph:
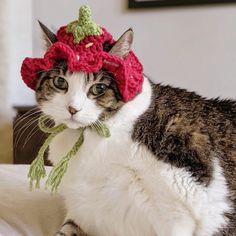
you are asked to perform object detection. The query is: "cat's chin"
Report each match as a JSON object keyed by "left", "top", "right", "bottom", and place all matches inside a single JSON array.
[{"left": 65, "top": 120, "right": 87, "bottom": 129}]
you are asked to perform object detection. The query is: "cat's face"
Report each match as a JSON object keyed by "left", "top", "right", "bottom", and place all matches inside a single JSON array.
[
  {"left": 35, "top": 24, "right": 133, "bottom": 129},
  {"left": 36, "top": 67, "right": 123, "bottom": 129}
]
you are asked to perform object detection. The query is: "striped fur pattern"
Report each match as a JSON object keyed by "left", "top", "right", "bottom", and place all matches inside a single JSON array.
[{"left": 56, "top": 220, "right": 88, "bottom": 236}]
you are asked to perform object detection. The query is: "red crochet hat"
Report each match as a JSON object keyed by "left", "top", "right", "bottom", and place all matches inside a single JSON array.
[{"left": 21, "top": 5, "right": 143, "bottom": 102}]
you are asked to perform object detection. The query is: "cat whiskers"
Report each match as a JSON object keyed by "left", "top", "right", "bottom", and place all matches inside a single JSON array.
[
  {"left": 14, "top": 109, "right": 42, "bottom": 142},
  {"left": 13, "top": 107, "right": 40, "bottom": 132},
  {"left": 13, "top": 110, "right": 42, "bottom": 148},
  {"left": 23, "top": 117, "right": 54, "bottom": 148},
  {"left": 13, "top": 115, "right": 40, "bottom": 157},
  {"left": 91, "top": 120, "right": 104, "bottom": 131},
  {"left": 14, "top": 109, "right": 51, "bottom": 150}
]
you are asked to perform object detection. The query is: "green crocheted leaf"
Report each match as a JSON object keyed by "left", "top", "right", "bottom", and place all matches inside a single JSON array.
[{"left": 66, "top": 5, "right": 102, "bottom": 44}]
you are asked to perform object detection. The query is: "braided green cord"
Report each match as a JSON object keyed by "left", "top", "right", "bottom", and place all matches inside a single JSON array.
[
  {"left": 28, "top": 115, "right": 110, "bottom": 193},
  {"left": 66, "top": 5, "right": 102, "bottom": 44},
  {"left": 28, "top": 116, "right": 66, "bottom": 190},
  {"left": 45, "top": 128, "right": 84, "bottom": 193}
]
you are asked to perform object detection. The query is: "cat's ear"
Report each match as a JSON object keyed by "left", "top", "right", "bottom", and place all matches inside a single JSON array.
[
  {"left": 109, "top": 28, "right": 133, "bottom": 58},
  {"left": 38, "top": 20, "right": 57, "bottom": 49}
]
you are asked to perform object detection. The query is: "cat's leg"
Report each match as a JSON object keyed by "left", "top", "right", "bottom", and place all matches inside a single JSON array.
[{"left": 55, "top": 220, "right": 88, "bottom": 236}]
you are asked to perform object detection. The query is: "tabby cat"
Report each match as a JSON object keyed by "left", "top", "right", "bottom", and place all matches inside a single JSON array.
[{"left": 36, "top": 23, "right": 236, "bottom": 236}]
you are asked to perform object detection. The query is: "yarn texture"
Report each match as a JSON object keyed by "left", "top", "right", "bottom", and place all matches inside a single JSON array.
[
  {"left": 66, "top": 5, "right": 102, "bottom": 43},
  {"left": 28, "top": 116, "right": 66, "bottom": 190},
  {"left": 21, "top": 5, "right": 143, "bottom": 102},
  {"left": 28, "top": 115, "right": 110, "bottom": 193}
]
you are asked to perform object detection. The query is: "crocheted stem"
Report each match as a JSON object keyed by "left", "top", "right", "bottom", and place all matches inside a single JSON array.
[
  {"left": 78, "top": 5, "right": 92, "bottom": 25},
  {"left": 45, "top": 129, "right": 85, "bottom": 193},
  {"left": 28, "top": 116, "right": 66, "bottom": 190},
  {"left": 66, "top": 5, "right": 102, "bottom": 43}
]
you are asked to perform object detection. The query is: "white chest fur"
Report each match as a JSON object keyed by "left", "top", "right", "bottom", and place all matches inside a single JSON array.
[
  {"left": 49, "top": 78, "right": 230, "bottom": 236},
  {"left": 50, "top": 127, "right": 187, "bottom": 236}
]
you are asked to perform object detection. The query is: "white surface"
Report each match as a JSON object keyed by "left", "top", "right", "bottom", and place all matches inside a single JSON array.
[
  {"left": 0, "top": 164, "right": 64, "bottom": 236},
  {"left": 32, "top": 0, "right": 236, "bottom": 101}
]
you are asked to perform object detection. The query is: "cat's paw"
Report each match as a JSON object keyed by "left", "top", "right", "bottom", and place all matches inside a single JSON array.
[{"left": 55, "top": 220, "right": 88, "bottom": 236}]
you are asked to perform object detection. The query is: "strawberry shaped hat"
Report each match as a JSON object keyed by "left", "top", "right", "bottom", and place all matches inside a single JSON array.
[{"left": 21, "top": 5, "right": 143, "bottom": 102}]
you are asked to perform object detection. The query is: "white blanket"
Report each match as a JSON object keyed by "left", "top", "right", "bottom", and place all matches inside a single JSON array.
[{"left": 0, "top": 165, "right": 65, "bottom": 236}]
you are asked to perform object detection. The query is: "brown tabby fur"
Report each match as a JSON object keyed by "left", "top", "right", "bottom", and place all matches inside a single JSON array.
[{"left": 132, "top": 81, "right": 236, "bottom": 235}]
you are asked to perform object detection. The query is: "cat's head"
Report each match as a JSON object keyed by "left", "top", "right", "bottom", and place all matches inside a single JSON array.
[{"left": 36, "top": 23, "right": 134, "bottom": 129}]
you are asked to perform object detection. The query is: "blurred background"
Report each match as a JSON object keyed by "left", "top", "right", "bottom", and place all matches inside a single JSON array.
[{"left": 1, "top": 0, "right": 236, "bottom": 163}]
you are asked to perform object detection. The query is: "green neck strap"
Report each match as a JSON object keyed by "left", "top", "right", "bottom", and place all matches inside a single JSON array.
[{"left": 28, "top": 115, "right": 110, "bottom": 193}]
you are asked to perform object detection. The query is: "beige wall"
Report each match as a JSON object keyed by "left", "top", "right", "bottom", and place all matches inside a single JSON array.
[
  {"left": 0, "top": 0, "right": 32, "bottom": 163},
  {"left": 0, "top": 0, "right": 12, "bottom": 163},
  {"left": 9, "top": 0, "right": 33, "bottom": 107}
]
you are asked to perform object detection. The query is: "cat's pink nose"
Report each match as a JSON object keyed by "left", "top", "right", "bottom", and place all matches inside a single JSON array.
[{"left": 68, "top": 106, "right": 78, "bottom": 115}]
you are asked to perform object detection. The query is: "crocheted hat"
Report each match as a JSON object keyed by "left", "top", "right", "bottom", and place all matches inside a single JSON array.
[{"left": 21, "top": 5, "right": 143, "bottom": 102}]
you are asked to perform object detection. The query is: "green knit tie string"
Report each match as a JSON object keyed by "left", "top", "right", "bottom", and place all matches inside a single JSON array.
[
  {"left": 45, "top": 128, "right": 85, "bottom": 193},
  {"left": 28, "top": 116, "right": 66, "bottom": 190},
  {"left": 66, "top": 5, "right": 102, "bottom": 44},
  {"left": 28, "top": 115, "right": 110, "bottom": 193}
]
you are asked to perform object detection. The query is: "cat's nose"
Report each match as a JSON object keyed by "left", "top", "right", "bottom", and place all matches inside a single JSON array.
[{"left": 68, "top": 106, "right": 78, "bottom": 115}]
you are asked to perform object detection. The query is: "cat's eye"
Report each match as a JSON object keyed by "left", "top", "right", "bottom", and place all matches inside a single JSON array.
[
  {"left": 53, "top": 77, "right": 68, "bottom": 90},
  {"left": 90, "top": 83, "right": 107, "bottom": 96}
]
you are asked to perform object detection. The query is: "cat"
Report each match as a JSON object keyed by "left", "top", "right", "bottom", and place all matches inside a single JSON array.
[{"left": 35, "top": 23, "right": 236, "bottom": 236}]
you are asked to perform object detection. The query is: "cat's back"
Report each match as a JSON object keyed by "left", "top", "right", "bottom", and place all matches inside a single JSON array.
[
  {"left": 153, "top": 82, "right": 236, "bottom": 125},
  {"left": 152, "top": 83, "right": 236, "bottom": 156},
  {"left": 136, "top": 82, "right": 236, "bottom": 153},
  {"left": 133, "top": 81, "right": 236, "bottom": 235}
]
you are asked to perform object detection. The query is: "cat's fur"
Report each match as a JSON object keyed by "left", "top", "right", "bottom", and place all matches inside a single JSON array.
[{"left": 35, "top": 23, "right": 236, "bottom": 236}]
